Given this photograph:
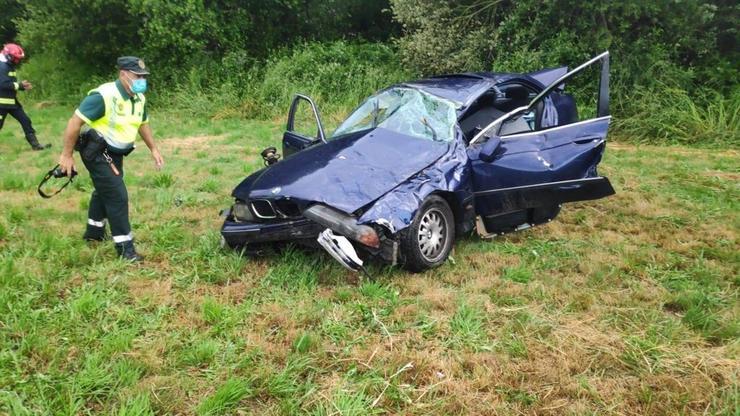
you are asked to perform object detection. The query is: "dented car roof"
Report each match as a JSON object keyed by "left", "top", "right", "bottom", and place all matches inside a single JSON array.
[{"left": 403, "top": 68, "right": 567, "bottom": 108}]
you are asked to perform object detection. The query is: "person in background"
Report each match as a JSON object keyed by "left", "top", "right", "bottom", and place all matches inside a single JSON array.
[
  {"left": 0, "top": 43, "right": 50, "bottom": 150},
  {"left": 58, "top": 56, "right": 164, "bottom": 262}
]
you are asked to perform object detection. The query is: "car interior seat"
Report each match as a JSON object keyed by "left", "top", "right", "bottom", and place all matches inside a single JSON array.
[
  {"left": 459, "top": 94, "right": 505, "bottom": 141},
  {"left": 533, "top": 92, "right": 579, "bottom": 130},
  {"left": 554, "top": 93, "right": 578, "bottom": 125},
  {"left": 499, "top": 85, "right": 529, "bottom": 112}
]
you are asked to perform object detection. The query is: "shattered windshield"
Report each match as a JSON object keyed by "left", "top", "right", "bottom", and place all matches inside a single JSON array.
[{"left": 331, "top": 87, "right": 457, "bottom": 143}]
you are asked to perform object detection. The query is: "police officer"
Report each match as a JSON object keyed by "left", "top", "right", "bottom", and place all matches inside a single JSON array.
[
  {"left": 0, "top": 43, "right": 51, "bottom": 150},
  {"left": 58, "top": 56, "right": 164, "bottom": 261}
]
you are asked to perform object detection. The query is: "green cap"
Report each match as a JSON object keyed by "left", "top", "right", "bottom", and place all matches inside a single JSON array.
[{"left": 117, "top": 56, "right": 150, "bottom": 75}]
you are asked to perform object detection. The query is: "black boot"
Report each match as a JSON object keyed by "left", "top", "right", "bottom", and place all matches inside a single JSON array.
[
  {"left": 115, "top": 240, "right": 143, "bottom": 262},
  {"left": 83, "top": 223, "right": 106, "bottom": 242},
  {"left": 25, "top": 133, "right": 51, "bottom": 150}
]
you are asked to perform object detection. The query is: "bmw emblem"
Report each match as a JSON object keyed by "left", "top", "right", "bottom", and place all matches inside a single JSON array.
[{"left": 271, "top": 187, "right": 281, "bottom": 194}]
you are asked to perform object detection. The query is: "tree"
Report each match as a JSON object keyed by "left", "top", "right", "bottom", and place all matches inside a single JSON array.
[
  {"left": 1, "top": 0, "right": 25, "bottom": 43},
  {"left": 390, "top": 0, "right": 739, "bottom": 94}
]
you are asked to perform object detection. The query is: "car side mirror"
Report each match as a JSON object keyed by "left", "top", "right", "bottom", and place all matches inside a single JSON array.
[{"left": 478, "top": 136, "right": 502, "bottom": 162}]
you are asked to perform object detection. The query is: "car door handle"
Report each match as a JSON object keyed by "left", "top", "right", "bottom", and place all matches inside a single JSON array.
[{"left": 574, "top": 137, "right": 601, "bottom": 145}]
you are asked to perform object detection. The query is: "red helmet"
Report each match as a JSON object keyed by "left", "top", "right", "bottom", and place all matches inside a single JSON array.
[{"left": 2, "top": 43, "right": 25, "bottom": 65}]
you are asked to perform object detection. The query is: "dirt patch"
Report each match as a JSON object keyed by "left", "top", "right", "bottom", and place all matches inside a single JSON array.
[
  {"left": 135, "top": 375, "right": 189, "bottom": 414},
  {"left": 195, "top": 279, "right": 255, "bottom": 305},
  {"left": 160, "top": 135, "right": 225, "bottom": 152},
  {"left": 32, "top": 101, "right": 57, "bottom": 109},
  {"left": 127, "top": 277, "right": 173, "bottom": 305},
  {"left": 702, "top": 170, "right": 740, "bottom": 181},
  {"left": 609, "top": 142, "right": 739, "bottom": 158}
]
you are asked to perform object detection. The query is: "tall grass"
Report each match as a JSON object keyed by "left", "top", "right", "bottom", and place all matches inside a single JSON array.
[
  {"left": 157, "top": 41, "right": 409, "bottom": 125},
  {"left": 614, "top": 86, "right": 740, "bottom": 146}
]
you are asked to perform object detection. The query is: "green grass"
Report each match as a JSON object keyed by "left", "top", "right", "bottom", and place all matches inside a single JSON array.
[
  {"left": 196, "top": 377, "right": 253, "bottom": 415},
  {"left": 0, "top": 104, "right": 737, "bottom": 415}
]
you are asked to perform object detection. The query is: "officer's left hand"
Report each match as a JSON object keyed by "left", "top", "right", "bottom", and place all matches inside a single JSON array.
[
  {"left": 21, "top": 80, "right": 32, "bottom": 90},
  {"left": 151, "top": 148, "right": 164, "bottom": 170}
]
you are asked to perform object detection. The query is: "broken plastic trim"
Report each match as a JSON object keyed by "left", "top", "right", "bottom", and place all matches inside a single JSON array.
[
  {"left": 317, "top": 229, "right": 364, "bottom": 272},
  {"left": 303, "top": 204, "right": 380, "bottom": 248}
]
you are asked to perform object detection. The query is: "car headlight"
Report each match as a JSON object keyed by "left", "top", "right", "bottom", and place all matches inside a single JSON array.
[{"left": 232, "top": 199, "right": 254, "bottom": 222}]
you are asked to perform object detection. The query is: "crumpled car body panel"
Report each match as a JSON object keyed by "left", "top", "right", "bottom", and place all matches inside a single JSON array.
[
  {"left": 470, "top": 117, "right": 610, "bottom": 189},
  {"left": 357, "top": 130, "right": 472, "bottom": 232},
  {"left": 469, "top": 117, "right": 610, "bottom": 217},
  {"left": 234, "top": 127, "right": 449, "bottom": 215}
]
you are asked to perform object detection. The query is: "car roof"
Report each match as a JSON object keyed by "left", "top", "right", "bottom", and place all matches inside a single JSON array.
[{"left": 403, "top": 72, "right": 545, "bottom": 108}]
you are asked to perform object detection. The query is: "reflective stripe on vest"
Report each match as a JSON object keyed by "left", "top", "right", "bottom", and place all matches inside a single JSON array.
[
  {"left": 87, "top": 82, "right": 145, "bottom": 150},
  {"left": 0, "top": 98, "right": 15, "bottom": 105}
]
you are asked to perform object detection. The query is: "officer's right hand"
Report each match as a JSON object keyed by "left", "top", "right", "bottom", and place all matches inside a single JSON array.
[{"left": 58, "top": 154, "right": 76, "bottom": 177}]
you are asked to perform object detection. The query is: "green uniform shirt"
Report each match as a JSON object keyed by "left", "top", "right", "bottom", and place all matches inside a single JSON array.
[{"left": 76, "top": 80, "right": 148, "bottom": 124}]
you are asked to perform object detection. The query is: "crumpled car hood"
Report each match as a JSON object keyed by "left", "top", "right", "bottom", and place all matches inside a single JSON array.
[{"left": 233, "top": 127, "right": 450, "bottom": 214}]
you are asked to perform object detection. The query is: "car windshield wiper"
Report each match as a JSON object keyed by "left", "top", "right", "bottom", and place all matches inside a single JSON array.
[{"left": 421, "top": 117, "right": 438, "bottom": 141}]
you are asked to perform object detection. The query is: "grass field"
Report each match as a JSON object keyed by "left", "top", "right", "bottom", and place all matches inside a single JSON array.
[{"left": 0, "top": 103, "right": 738, "bottom": 415}]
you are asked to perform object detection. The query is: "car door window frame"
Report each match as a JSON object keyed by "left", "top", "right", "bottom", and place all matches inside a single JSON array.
[
  {"left": 469, "top": 51, "right": 610, "bottom": 146},
  {"left": 287, "top": 94, "right": 327, "bottom": 144}
]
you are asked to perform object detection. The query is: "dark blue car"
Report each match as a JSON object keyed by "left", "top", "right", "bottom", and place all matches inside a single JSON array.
[{"left": 221, "top": 52, "right": 615, "bottom": 272}]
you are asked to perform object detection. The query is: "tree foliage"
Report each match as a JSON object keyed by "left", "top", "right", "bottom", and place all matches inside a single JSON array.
[
  {"left": 0, "top": 0, "right": 25, "bottom": 42},
  {"left": 391, "top": 0, "right": 738, "bottom": 94},
  {"left": 7, "top": 0, "right": 738, "bottom": 144},
  {"left": 15, "top": 0, "right": 397, "bottom": 89}
]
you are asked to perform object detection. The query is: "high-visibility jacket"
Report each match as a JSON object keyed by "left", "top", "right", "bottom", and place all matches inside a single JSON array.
[
  {"left": 87, "top": 82, "right": 146, "bottom": 150},
  {"left": 0, "top": 61, "right": 22, "bottom": 109}
]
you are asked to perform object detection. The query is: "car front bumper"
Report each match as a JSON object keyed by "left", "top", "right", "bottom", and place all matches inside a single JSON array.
[
  {"left": 220, "top": 208, "right": 324, "bottom": 247},
  {"left": 220, "top": 206, "right": 399, "bottom": 271}
]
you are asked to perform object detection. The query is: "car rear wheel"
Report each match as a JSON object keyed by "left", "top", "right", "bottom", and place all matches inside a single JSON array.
[{"left": 400, "top": 195, "right": 455, "bottom": 272}]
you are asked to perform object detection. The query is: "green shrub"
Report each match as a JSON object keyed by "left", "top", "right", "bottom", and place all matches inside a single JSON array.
[
  {"left": 390, "top": 0, "right": 739, "bottom": 147},
  {"left": 614, "top": 87, "right": 740, "bottom": 146},
  {"left": 159, "top": 41, "right": 410, "bottom": 122}
]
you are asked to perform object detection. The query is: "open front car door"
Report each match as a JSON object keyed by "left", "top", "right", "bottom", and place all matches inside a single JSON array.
[{"left": 282, "top": 94, "right": 327, "bottom": 158}]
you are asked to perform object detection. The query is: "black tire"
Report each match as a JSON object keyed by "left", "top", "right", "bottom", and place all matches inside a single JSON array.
[{"left": 400, "top": 195, "right": 455, "bottom": 272}]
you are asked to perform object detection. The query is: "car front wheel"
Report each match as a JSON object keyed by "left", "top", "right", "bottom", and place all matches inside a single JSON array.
[{"left": 400, "top": 195, "right": 455, "bottom": 272}]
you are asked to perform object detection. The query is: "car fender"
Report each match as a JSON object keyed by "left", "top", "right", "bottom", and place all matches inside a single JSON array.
[{"left": 357, "top": 132, "right": 472, "bottom": 233}]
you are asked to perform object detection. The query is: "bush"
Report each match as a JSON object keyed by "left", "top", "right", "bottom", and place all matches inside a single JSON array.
[
  {"left": 158, "top": 41, "right": 410, "bottom": 122},
  {"left": 614, "top": 86, "right": 740, "bottom": 146},
  {"left": 254, "top": 41, "right": 409, "bottom": 118},
  {"left": 390, "top": 0, "right": 739, "bottom": 146}
]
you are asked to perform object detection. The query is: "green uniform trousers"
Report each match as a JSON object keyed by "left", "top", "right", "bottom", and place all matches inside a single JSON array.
[{"left": 81, "top": 151, "right": 131, "bottom": 243}]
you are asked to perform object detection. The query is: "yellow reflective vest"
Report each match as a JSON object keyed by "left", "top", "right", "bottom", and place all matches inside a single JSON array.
[{"left": 86, "top": 82, "right": 146, "bottom": 150}]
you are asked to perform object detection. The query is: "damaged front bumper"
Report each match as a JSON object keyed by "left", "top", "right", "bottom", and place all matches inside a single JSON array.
[
  {"left": 317, "top": 229, "right": 364, "bottom": 271},
  {"left": 220, "top": 207, "right": 324, "bottom": 247},
  {"left": 220, "top": 204, "right": 400, "bottom": 271}
]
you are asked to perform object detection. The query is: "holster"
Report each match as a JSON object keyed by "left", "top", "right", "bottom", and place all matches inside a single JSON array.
[
  {"left": 75, "top": 129, "right": 107, "bottom": 162},
  {"left": 75, "top": 129, "right": 134, "bottom": 161}
]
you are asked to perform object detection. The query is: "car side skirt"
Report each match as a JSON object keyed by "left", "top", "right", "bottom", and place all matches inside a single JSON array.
[{"left": 474, "top": 176, "right": 615, "bottom": 224}]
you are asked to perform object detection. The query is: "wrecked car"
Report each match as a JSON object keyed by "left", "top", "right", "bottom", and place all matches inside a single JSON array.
[{"left": 220, "top": 52, "right": 615, "bottom": 272}]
